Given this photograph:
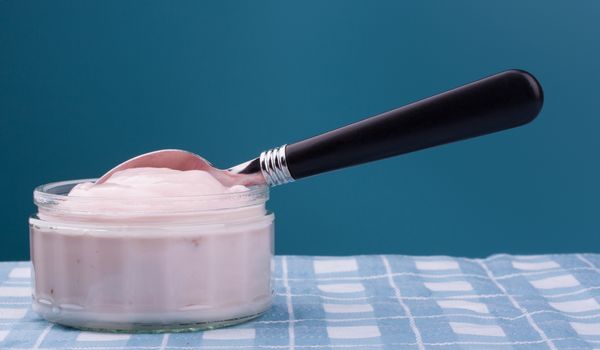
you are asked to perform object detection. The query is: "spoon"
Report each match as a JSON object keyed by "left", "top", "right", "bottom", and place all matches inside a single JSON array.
[{"left": 96, "top": 69, "right": 543, "bottom": 187}]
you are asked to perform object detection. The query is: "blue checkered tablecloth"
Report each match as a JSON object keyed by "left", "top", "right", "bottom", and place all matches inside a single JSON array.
[{"left": 2, "top": 254, "right": 600, "bottom": 349}]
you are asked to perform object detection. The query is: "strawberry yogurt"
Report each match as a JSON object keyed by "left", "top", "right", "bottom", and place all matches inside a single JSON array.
[{"left": 29, "top": 167, "right": 274, "bottom": 332}]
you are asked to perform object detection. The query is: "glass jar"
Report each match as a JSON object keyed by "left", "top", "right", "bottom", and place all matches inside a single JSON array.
[{"left": 29, "top": 179, "right": 274, "bottom": 332}]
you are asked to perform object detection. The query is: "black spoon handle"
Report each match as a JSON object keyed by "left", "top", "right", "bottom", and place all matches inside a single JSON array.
[{"left": 284, "top": 69, "right": 543, "bottom": 180}]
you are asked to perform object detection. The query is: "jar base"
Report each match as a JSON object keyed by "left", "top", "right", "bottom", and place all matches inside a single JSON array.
[
  {"left": 63, "top": 312, "right": 266, "bottom": 333},
  {"left": 33, "top": 299, "right": 270, "bottom": 333}
]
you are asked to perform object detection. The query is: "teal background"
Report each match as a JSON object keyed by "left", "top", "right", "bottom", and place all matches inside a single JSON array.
[{"left": 1, "top": 1, "right": 599, "bottom": 261}]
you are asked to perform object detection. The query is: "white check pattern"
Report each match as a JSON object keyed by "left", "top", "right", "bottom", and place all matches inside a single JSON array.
[{"left": 1, "top": 254, "right": 600, "bottom": 349}]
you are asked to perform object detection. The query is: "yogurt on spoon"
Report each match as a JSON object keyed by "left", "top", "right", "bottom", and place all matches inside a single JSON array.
[{"left": 70, "top": 167, "right": 248, "bottom": 197}]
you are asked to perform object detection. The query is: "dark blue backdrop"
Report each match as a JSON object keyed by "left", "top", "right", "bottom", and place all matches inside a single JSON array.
[{"left": 2, "top": 1, "right": 599, "bottom": 260}]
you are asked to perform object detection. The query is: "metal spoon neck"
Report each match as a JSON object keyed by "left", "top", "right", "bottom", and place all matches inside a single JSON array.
[{"left": 259, "top": 145, "right": 295, "bottom": 187}]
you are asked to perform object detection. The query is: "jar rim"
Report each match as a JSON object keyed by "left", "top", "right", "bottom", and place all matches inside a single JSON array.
[
  {"left": 33, "top": 179, "right": 269, "bottom": 216},
  {"left": 35, "top": 178, "right": 268, "bottom": 200}
]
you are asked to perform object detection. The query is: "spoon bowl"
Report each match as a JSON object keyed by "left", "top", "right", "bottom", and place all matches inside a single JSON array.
[{"left": 96, "top": 149, "right": 266, "bottom": 187}]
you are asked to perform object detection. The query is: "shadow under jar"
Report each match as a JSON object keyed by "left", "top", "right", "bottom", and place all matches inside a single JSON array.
[{"left": 29, "top": 179, "right": 274, "bottom": 332}]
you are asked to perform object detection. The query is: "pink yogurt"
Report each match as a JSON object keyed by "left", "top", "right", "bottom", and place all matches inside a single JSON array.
[{"left": 29, "top": 168, "right": 274, "bottom": 332}]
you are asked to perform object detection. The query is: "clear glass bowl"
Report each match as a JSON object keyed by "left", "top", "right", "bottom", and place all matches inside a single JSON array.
[{"left": 29, "top": 179, "right": 274, "bottom": 332}]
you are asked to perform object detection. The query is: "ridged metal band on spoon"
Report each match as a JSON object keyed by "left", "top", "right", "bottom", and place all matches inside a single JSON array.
[{"left": 259, "top": 145, "right": 294, "bottom": 186}]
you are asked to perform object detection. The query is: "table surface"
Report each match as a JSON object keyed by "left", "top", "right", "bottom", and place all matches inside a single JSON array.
[{"left": 1, "top": 254, "right": 600, "bottom": 349}]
